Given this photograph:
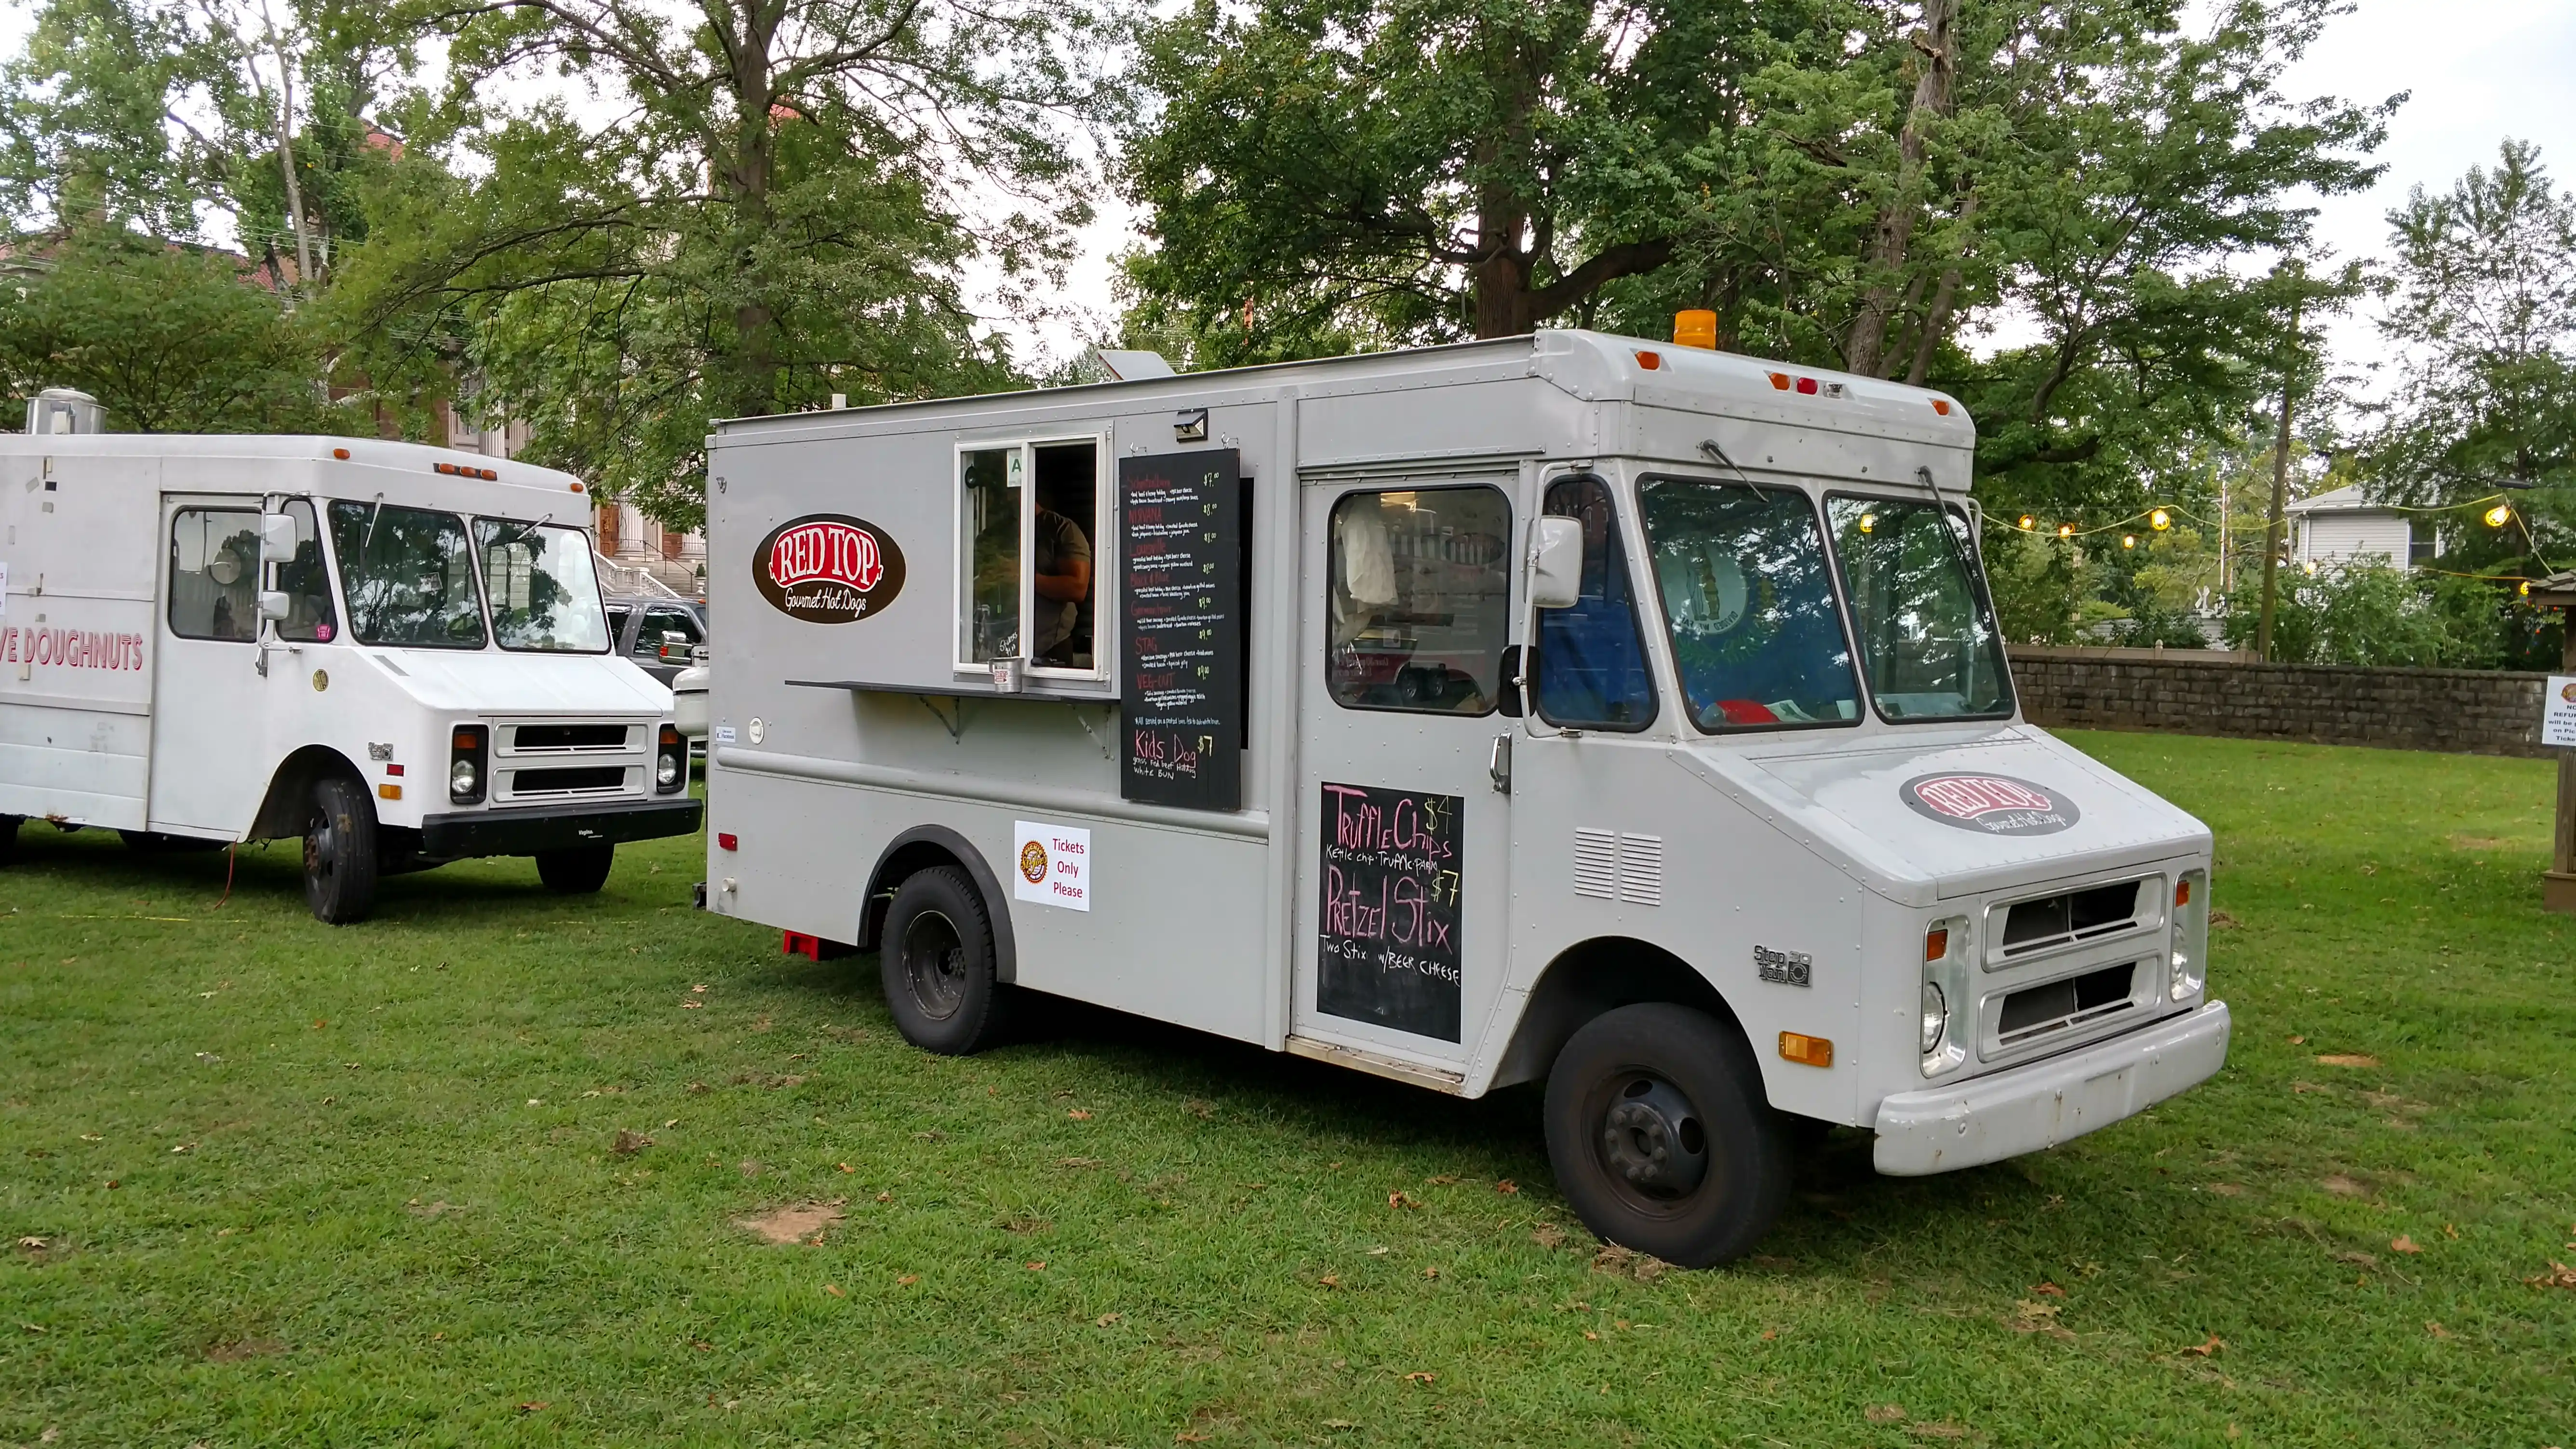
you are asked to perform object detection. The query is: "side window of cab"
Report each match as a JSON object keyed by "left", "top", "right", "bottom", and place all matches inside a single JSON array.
[{"left": 1533, "top": 477, "right": 1656, "bottom": 729}]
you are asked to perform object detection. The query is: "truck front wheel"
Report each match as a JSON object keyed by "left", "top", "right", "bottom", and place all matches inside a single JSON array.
[
  {"left": 879, "top": 866, "right": 1011, "bottom": 1055},
  {"left": 1543, "top": 1003, "right": 1790, "bottom": 1269},
  {"left": 303, "top": 777, "right": 380, "bottom": 925},
  {"left": 535, "top": 845, "right": 615, "bottom": 893}
]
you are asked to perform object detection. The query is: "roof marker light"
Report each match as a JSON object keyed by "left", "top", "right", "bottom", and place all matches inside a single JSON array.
[
  {"left": 1931, "top": 399, "right": 1952, "bottom": 416},
  {"left": 1795, "top": 377, "right": 1818, "bottom": 395},
  {"left": 1767, "top": 372, "right": 1791, "bottom": 390},
  {"left": 1635, "top": 349, "right": 1663, "bottom": 370},
  {"left": 332, "top": 447, "right": 350, "bottom": 460}
]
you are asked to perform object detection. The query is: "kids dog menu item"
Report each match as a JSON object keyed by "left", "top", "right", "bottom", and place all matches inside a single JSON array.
[
  {"left": 1118, "top": 449, "right": 1243, "bottom": 810},
  {"left": 1316, "top": 781, "right": 1464, "bottom": 1042}
]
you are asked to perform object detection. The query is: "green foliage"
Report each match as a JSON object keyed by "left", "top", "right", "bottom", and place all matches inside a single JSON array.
[
  {"left": 0, "top": 231, "right": 355, "bottom": 432},
  {"left": 2219, "top": 561, "right": 2503, "bottom": 668},
  {"left": 0, "top": 0, "right": 235, "bottom": 238}
]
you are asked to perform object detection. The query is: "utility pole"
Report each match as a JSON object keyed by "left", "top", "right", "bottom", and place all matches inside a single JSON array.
[{"left": 2255, "top": 280, "right": 2303, "bottom": 664}]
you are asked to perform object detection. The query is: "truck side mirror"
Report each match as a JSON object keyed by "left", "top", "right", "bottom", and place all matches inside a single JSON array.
[
  {"left": 259, "top": 512, "right": 298, "bottom": 563},
  {"left": 1529, "top": 516, "right": 1583, "bottom": 609},
  {"left": 257, "top": 590, "right": 291, "bottom": 622}
]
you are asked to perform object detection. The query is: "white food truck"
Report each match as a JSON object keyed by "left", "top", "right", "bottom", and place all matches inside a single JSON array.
[
  {"left": 697, "top": 329, "right": 2229, "bottom": 1264},
  {"left": 0, "top": 396, "right": 700, "bottom": 923}
]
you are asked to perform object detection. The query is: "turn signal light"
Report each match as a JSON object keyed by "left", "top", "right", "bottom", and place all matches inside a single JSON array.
[
  {"left": 1931, "top": 399, "right": 1952, "bottom": 416},
  {"left": 377, "top": 783, "right": 402, "bottom": 801},
  {"left": 2175, "top": 878, "right": 2192, "bottom": 907},
  {"left": 1634, "top": 349, "right": 1663, "bottom": 370},
  {"left": 1778, "top": 1032, "right": 1834, "bottom": 1068},
  {"left": 1923, "top": 926, "right": 1949, "bottom": 962},
  {"left": 717, "top": 832, "right": 738, "bottom": 851},
  {"left": 1767, "top": 372, "right": 1790, "bottom": 390}
]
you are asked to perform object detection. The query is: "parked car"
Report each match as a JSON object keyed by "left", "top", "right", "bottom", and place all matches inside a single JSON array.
[{"left": 606, "top": 597, "right": 708, "bottom": 685}]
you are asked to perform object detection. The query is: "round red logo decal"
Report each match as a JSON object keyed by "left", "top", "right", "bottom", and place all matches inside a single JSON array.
[
  {"left": 752, "top": 514, "right": 906, "bottom": 623},
  {"left": 1019, "top": 840, "right": 1049, "bottom": 885},
  {"left": 1901, "top": 773, "right": 2080, "bottom": 836}
]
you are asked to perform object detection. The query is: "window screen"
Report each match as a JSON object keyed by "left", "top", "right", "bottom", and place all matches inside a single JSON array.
[
  {"left": 1326, "top": 486, "right": 1513, "bottom": 715},
  {"left": 168, "top": 508, "right": 260, "bottom": 642},
  {"left": 1533, "top": 477, "right": 1656, "bottom": 729}
]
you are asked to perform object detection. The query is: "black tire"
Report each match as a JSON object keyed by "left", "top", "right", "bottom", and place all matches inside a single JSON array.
[
  {"left": 535, "top": 844, "right": 616, "bottom": 893},
  {"left": 879, "top": 866, "right": 1011, "bottom": 1055},
  {"left": 0, "top": 814, "right": 19, "bottom": 867},
  {"left": 1543, "top": 1003, "right": 1791, "bottom": 1269},
  {"left": 302, "top": 776, "right": 379, "bottom": 925}
]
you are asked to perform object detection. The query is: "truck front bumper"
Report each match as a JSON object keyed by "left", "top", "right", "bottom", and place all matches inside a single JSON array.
[
  {"left": 418, "top": 798, "right": 703, "bottom": 858},
  {"left": 1872, "top": 1000, "right": 2231, "bottom": 1176}
]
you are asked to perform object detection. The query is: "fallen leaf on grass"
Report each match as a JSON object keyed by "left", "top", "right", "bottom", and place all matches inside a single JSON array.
[
  {"left": 1422, "top": 1267, "right": 1440, "bottom": 1280},
  {"left": 2322, "top": 1174, "right": 2368, "bottom": 1197},
  {"left": 1388, "top": 1191, "right": 1420, "bottom": 1210},
  {"left": 517, "top": 1402, "right": 549, "bottom": 1413},
  {"left": 611, "top": 1130, "right": 653, "bottom": 1155},
  {"left": 205, "top": 1337, "right": 282, "bottom": 1362},
  {"left": 732, "top": 1202, "right": 845, "bottom": 1246},
  {"left": 170, "top": 1141, "right": 196, "bottom": 1154},
  {"left": 691, "top": 1339, "right": 713, "bottom": 1351},
  {"left": 1067, "top": 1109, "right": 1092, "bottom": 1121},
  {"left": 2314, "top": 1053, "right": 2380, "bottom": 1068},
  {"left": 876, "top": 1192, "right": 892, "bottom": 1203},
  {"left": 2286, "top": 1035, "right": 2305, "bottom": 1045},
  {"left": 1494, "top": 1180, "right": 1518, "bottom": 1195},
  {"left": 2207, "top": 1182, "right": 2244, "bottom": 1197},
  {"left": 2391, "top": 1235, "right": 2423, "bottom": 1255},
  {"left": 2030, "top": 1281, "right": 2066, "bottom": 1297},
  {"left": 1096, "top": 1313, "right": 1122, "bottom": 1326},
  {"left": 1176, "top": 1434, "right": 1209, "bottom": 1444},
  {"left": 78, "top": 1133, "right": 101, "bottom": 1142},
  {"left": 1317, "top": 1275, "right": 1342, "bottom": 1289},
  {"left": 681, "top": 1001, "right": 703, "bottom": 1010},
  {"left": 2425, "top": 1321, "right": 2450, "bottom": 1339},
  {"left": 1583, "top": 1330, "right": 1598, "bottom": 1341},
  {"left": 1058, "top": 1157, "right": 1101, "bottom": 1168},
  {"left": 691, "top": 984, "right": 708, "bottom": 994},
  {"left": 2209, "top": 910, "right": 2240, "bottom": 929},
  {"left": 2179, "top": 1335, "right": 2225, "bottom": 1357},
  {"left": 837, "top": 1162, "right": 854, "bottom": 1173},
  {"left": 2334, "top": 1250, "right": 2378, "bottom": 1267},
  {"left": 1531, "top": 1225, "right": 1566, "bottom": 1249},
  {"left": 1403, "top": 1371, "right": 1435, "bottom": 1384},
  {"left": 898, "top": 1275, "right": 918, "bottom": 1286},
  {"left": 1865, "top": 1404, "right": 1907, "bottom": 1423},
  {"left": 2527, "top": 1261, "right": 2576, "bottom": 1289},
  {"left": 1025, "top": 1261, "right": 1046, "bottom": 1271},
  {"left": 823, "top": 1284, "right": 844, "bottom": 1297},
  {"left": 1183, "top": 1099, "right": 1215, "bottom": 1119}
]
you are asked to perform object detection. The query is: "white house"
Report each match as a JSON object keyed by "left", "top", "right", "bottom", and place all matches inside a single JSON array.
[{"left": 2286, "top": 485, "right": 2428, "bottom": 572}]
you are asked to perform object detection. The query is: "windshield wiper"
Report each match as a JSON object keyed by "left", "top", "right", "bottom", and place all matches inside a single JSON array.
[{"left": 489, "top": 514, "right": 553, "bottom": 550}]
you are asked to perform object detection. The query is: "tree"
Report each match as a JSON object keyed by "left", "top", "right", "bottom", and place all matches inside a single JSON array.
[
  {"left": 0, "top": 229, "right": 353, "bottom": 431},
  {"left": 329, "top": 0, "right": 1105, "bottom": 526},
  {"left": 0, "top": 0, "right": 235, "bottom": 238}
]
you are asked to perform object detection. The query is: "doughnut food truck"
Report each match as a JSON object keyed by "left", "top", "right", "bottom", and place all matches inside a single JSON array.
[
  {"left": 0, "top": 399, "right": 700, "bottom": 923},
  {"left": 698, "top": 327, "right": 2230, "bottom": 1263}
]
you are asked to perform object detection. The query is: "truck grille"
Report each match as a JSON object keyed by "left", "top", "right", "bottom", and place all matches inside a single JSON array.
[
  {"left": 507, "top": 765, "right": 630, "bottom": 796},
  {"left": 510, "top": 724, "right": 631, "bottom": 752},
  {"left": 1997, "top": 962, "right": 2137, "bottom": 1046},
  {"left": 1997, "top": 879, "right": 2147, "bottom": 960}
]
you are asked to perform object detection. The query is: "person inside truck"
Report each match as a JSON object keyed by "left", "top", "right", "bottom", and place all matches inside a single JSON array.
[{"left": 1032, "top": 498, "right": 1093, "bottom": 667}]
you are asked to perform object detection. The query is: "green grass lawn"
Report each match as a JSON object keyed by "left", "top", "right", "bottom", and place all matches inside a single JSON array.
[{"left": 3, "top": 734, "right": 2573, "bottom": 1447}]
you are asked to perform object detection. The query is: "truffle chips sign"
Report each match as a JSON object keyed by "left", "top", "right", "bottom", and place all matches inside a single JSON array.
[{"left": 752, "top": 514, "right": 905, "bottom": 623}]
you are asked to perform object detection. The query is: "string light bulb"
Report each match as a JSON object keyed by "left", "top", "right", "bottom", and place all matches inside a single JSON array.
[
  {"left": 2018, "top": 514, "right": 2036, "bottom": 531},
  {"left": 2519, "top": 580, "right": 2533, "bottom": 597},
  {"left": 2056, "top": 523, "right": 2074, "bottom": 539},
  {"left": 2149, "top": 508, "right": 2172, "bottom": 531},
  {"left": 2121, "top": 534, "right": 2137, "bottom": 549},
  {"left": 2484, "top": 502, "right": 2512, "bottom": 528},
  {"left": 2303, "top": 558, "right": 2319, "bottom": 576},
  {"left": 1857, "top": 512, "right": 1877, "bottom": 533}
]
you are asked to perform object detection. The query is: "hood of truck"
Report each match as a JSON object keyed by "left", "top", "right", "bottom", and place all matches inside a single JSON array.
[
  {"left": 1670, "top": 724, "right": 2210, "bottom": 907},
  {"left": 359, "top": 647, "right": 672, "bottom": 716}
]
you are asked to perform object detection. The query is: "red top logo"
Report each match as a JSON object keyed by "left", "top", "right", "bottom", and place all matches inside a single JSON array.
[
  {"left": 752, "top": 514, "right": 906, "bottom": 624},
  {"left": 1900, "top": 773, "right": 2079, "bottom": 836}
]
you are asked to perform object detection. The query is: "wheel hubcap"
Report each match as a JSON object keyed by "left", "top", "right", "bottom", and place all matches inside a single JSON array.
[
  {"left": 1598, "top": 1075, "right": 1709, "bottom": 1198},
  {"left": 902, "top": 910, "right": 967, "bottom": 1020}
]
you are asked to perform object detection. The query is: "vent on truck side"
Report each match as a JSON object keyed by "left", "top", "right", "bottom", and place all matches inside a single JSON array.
[{"left": 1573, "top": 830, "right": 1663, "bottom": 907}]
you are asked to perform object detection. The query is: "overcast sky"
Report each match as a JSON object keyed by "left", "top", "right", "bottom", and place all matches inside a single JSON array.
[{"left": 5, "top": 0, "right": 2570, "bottom": 383}]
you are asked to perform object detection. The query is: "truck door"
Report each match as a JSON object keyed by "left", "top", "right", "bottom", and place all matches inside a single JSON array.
[
  {"left": 147, "top": 496, "right": 277, "bottom": 835},
  {"left": 1292, "top": 475, "right": 1520, "bottom": 1078}
]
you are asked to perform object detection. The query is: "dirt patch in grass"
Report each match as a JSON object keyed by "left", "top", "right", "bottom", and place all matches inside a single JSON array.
[
  {"left": 2448, "top": 835, "right": 2508, "bottom": 852},
  {"left": 733, "top": 1202, "right": 845, "bottom": 1245},
  {"left": 206, "top": 1337, "right": 284, "bottom": 1362}
]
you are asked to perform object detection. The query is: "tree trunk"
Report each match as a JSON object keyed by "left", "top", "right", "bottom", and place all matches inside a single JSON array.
[
  {"left": 2256, "top": 287, "right": 2303, "bottom": 663},
  {"left": 1471, "top": 195, "right": 1533, "bottom": 338},
  {"left": 270, "top": 45, "right": 314, "bottom": 293},
  {"left": 718, "top": 1, "right": 784, "bottom": 418},
  {"left": 1904, "top": 191, "right": 1980, "bottom": 386},
  {"left": 1845, "top": 0, "right": 1955, "bottom": 378}
]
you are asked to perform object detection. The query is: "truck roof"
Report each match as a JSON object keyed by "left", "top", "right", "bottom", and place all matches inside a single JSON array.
[
  {"left": 0, "top": 430, "right": 594, "bottom": 508},
  {"left": 710, "top": 328, "right": 1976, "bottom": 455}
]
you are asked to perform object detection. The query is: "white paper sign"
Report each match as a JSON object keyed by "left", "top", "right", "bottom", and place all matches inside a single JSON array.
[
  {"left": 712, "top": 724, "right": 737, "bottom": 746},
  {"left": 1012, "top": 820, "right": 1091, "bottom": 911},
  {"left": 2543, "top": 676, "right": 2576, "bottom": 749}
]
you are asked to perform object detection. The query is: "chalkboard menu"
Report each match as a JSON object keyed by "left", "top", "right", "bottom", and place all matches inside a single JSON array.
[
  {"left": 1119, "top": 449, "right": 1243, "bottom": 810},
  {"left": 1316, "top": 782, "right": 1464, "bottom": 1042}
]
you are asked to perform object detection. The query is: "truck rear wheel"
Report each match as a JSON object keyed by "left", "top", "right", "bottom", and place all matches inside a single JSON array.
[
  {"left": 303, "top": 777, "right": 379, "bottom": 925},
  {"left": 880, "top": 866, "right": 1011, "bottom": 1055},
  {"left": 535, "top": 844, "right": 615, "bottom": 893},
  {"left": 1543, "top": 1003, "right": 1789, "bottom": 1269}
]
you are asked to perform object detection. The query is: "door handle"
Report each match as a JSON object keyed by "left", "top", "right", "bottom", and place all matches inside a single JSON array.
[{"left": 1488, "top": 732, "right": 1512, "bottom": 794}]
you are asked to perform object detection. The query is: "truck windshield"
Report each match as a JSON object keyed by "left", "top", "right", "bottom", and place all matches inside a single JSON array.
[
  {"left": 327, "top": 501, "right": 488, "bottom": 648},
  {"left": 1825, "top": 495, "right": 2012, "bottom": 721},
  {"left": 1637, "top": 478, "right": 1859, "bottom": 730},
  {"left": 474, "top": 518, "right": 610, "bottom": 652}
]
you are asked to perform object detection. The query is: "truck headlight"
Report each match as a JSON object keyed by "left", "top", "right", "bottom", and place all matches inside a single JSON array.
[
  {"left": 2170, "top": 869, "right": 2209, "bottom": 1001},
  {"left": 449, "top": 725, "right": 488, "bottom": 805},
  {"left": 656, "top": 724, "right": 686, "bottom": 795},
  {"left": 1920, "top": 917, "right": 1969, "bottom": 1078},
  {"left": 657, "top": 753, "right": 681, "bottom": 787}
]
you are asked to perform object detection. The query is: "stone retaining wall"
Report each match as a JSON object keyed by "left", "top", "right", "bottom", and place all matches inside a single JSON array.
[{"left": 2007, "top": 644, "right": 2558, "bottom": 758}]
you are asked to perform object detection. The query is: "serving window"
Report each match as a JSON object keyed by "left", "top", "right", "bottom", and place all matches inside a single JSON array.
[
  {"left": 1325, "top": 485, "right": 1514, "bottom": 715},
  {"left": 955, "top": 437, "right": 1105, "bottom": 677}
]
